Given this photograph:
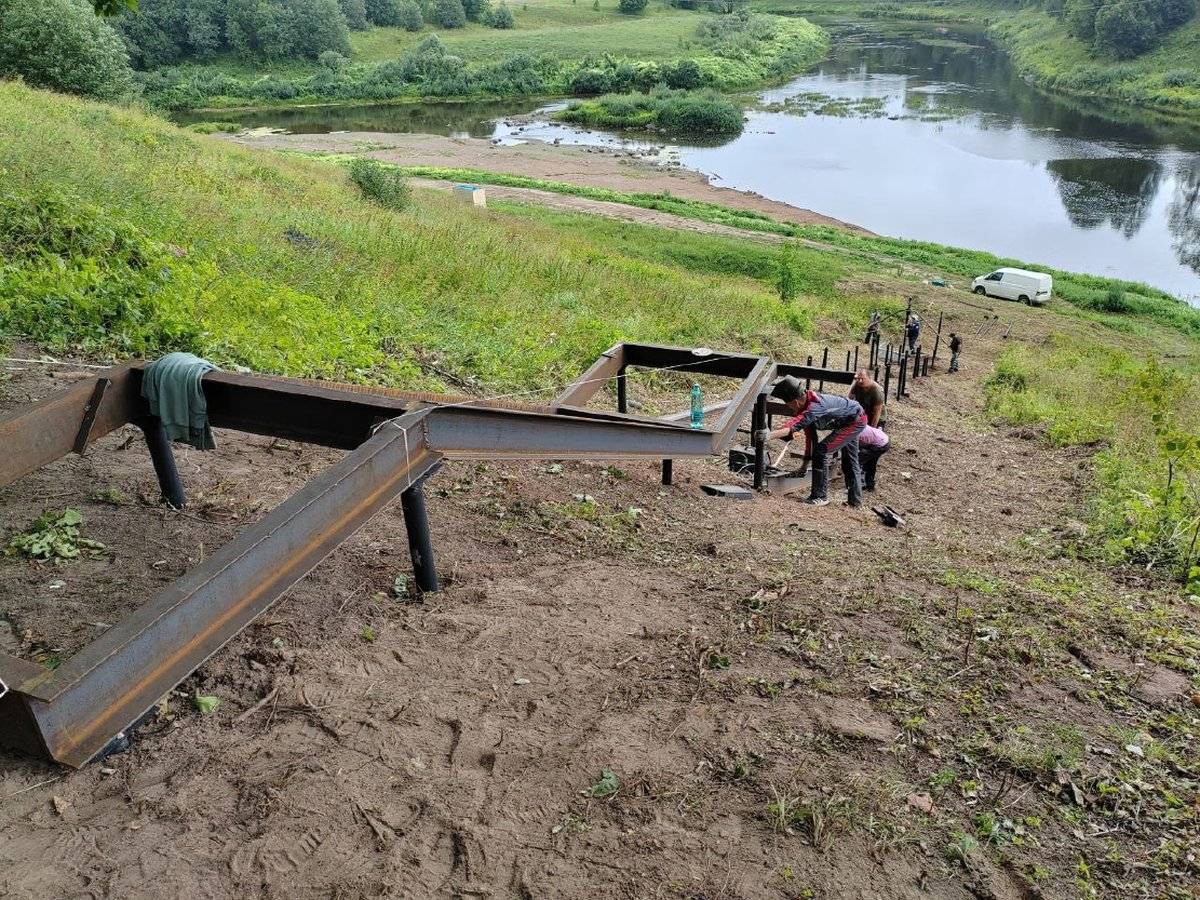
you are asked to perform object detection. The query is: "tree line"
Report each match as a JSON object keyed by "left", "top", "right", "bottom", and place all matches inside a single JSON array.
[{"left": 115, "top": 0, "right": 514, "bottom": 68}]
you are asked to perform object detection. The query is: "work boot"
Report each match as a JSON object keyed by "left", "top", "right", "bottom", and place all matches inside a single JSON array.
[{"left": 803, "top": 497, "right": 830, "bottom": 507}]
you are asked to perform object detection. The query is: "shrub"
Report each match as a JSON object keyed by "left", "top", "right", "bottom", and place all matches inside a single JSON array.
[
  {"left": 339, "top": 0, "right": 371, "bottom": 29},
  {"left": 618, "top": 0, "right": 648, "bottom": 12},
  {"left": 319, "top": 50, "right": 349, "bottom": 72},
  {"left": 348, "top": 157, "right": 412, "bottom": 209},
  {"left": 777, "top": 241, "right": 799, "bottom": 301},
  {"left": 657, "top": 90, "right": 743, "bottom": 134},
  {"left": 0, "top": 0, "right": 134, "bottom": 101},
  {"left": 487, "top": 1, "right": 514, "bottom": 27},
  {"left": 365, "top": 0, "right": 399, "bottom": 24},
  {"left": 1162, "top": 69, "right": 1195, "bottom": 87},
  {"left": 432, "top": 0, "right": 467, "bottom": 28},
  {"left": 661, "top": 58, "right": 703, "bottom": 89},
  {"left": 397, "top": 0, "right": 424, "bottom": 30},
  {"left": 463, "top": 0, "right": 491, "bottom": 21},
  {"left": 250, "top": 76, "right": 298, "bottom": 99}
]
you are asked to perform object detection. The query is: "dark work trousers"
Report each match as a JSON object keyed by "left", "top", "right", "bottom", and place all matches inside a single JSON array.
[
  {"left": 859, "top": 442, "right": 890, "bottom": 491},
  {"left": 810, "top": 414, "right": 866, "bottom": 506}
]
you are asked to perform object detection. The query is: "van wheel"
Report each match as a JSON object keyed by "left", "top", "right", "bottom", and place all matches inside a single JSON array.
[
  {"left": 1019, "top": 295, "right": 1030, "bottom": 304},
  {"left": 973, "top": 286, "right": 986, "bottom": 295}
]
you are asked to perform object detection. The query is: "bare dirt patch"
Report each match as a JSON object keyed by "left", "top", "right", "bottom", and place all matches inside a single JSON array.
[
  {"left": 224, "top": 130, "right": 865, "bottom": 232},
  {"left": 2, "top": 306, "right": 1197, "bottom": 898}
]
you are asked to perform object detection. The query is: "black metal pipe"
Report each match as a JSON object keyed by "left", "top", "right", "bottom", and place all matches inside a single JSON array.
[
  {"left": 805, "top": 355, "right": 813, "bottom": 390},
  {"left": 752, "top": 393, "right": 767, "bottom": 491},
  {"left": 932, "top": 311, "right": 944, "bottom": 363},
  {"left": 912, "top": 346, "right": 922, "bottom": 380},
  {"left": 661, "top": 459, "right": 673, "bottom": 486},
  {"left": 819, "top": 348, "right": 828, "bottom": 392},
  {"left": 138, "top": 418, "right": 186, "bottom": 509},
  {"left": 845, "top": 350, "right": 851, "bottom": 371},
  {"left": 616, "top": 365, "right": 627, "bottom": 414},
  {"left": 401, "top": 483, "right": 439, "bottom": 593},
  {"left": 852, "top": 346, "right": 859, "bottom": 372},
  {"left": 883, "top": 363, "right": 891, "bottom": 402}
]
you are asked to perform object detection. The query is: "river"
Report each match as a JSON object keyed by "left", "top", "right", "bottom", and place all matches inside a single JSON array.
[{"left": 184, "top": 24, "right": 1200, "bottom": 303}]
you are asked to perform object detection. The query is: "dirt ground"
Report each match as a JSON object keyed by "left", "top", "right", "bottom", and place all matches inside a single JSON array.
[
  {"left": 223, "top": 130, "right": 865, "bottom": 233},
  {"left": 1, "top": 295, "right": 1198, "bottom": 899}
]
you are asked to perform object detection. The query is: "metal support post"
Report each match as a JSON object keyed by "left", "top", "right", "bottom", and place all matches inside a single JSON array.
[
  {"left": 932, "top": 312, "right": 944, "bottom": 363},
  {"left": 661, "top": 459, "right": 673, "bottom": 486},
  {"left": 845, "top": 350, "right": 852, "bottom": 371},
  {"left": 805, "top": 355, "right": 813, "bottom": 390},
  {"left": 401, "top": 482, "right": 439, "bottom": 593},
  {"left": 819, "top": 348, "right": 829, "bottom": 391},
  {"left": 882, "top": 363, "right": 891, "bottom": 401},
  {"left": 751, "top": 392, "right": 767, "bottom": 491},
  {"left": 138, "top": 418, "right": 186, "bottom": 509},
  {"left": 912, "top": 346, "right": 922, "bottom": 381},
  {"left": 853, "top": 346, "right": 859, "bottom": 372},
  {"left": 616, "top": 365, "right": 627, "bottom": 414}
]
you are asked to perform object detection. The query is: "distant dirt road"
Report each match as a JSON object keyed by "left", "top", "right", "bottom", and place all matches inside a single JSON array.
[{"left": 226, "top": 129, "right": 867, "bottom": 233}]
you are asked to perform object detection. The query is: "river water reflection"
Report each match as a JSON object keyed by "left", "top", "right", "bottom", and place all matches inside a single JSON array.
[{"left": 185, "top": 24, "right": 1200, "bottom": 302}]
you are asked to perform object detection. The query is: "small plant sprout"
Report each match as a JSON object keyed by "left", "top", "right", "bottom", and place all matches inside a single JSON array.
[
  {"left": 583, "top": 769, "right": 619, "bottom": 799},
  {"left": 193, "top": 691, "right": 220, "bottom": 715}
]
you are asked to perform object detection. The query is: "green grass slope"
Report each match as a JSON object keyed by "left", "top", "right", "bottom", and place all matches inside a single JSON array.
[{"left": 0, "top": 82, "right": 869, "bottom": 391}]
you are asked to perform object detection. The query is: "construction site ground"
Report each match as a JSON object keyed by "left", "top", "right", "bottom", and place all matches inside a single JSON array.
[{"left": 1, "top": 296, "right": 1198, "bottom": 899}]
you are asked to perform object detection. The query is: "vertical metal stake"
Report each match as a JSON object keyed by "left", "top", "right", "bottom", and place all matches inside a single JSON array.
[
  {"left": 139, "top": 418, "right": 186, "bottom": 509},
  {"left": 661, "top": 459, "right": 673, "bottom": 486},
  {"left": 752, "top": 393, "right": 767, "bottom": 491},
  {"left": 401, "top": 483, "right": 439, "bottom": 593},
  {"left": 616, "top": 365, "right": 628, "bottom": 414},
  {"left": 932, "top": 311, "right": 944, "bottom": 363}
]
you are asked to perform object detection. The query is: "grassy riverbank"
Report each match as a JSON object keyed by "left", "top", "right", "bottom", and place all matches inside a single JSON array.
[
  {"left": 140, "top": 3, "right": 827, "bottom": 110},
  {"left": 355, "top": 164, "right": 1200, "bottom": 338},
  {"left": 753, "top": 0, "right": 1200, "bottom": 120}
]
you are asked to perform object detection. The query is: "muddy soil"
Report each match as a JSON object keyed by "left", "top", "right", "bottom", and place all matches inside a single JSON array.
[
  {"left": 1, "top": 297, "right": 1197, "bottom": 899},
  {"left": 223, "top": 131, "right": 865, "bottom": 233}
]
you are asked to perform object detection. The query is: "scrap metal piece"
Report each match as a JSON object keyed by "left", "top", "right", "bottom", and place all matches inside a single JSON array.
[
  {"left": 72, "top": 377, "right": 111, "bottom": 454},
  {"left": 700, "top": 484, "right": 754, "bottom": 500}
]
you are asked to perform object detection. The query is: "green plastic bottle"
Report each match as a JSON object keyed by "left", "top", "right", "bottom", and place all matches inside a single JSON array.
[{"left": 690, "top": 383, "right": 703, "bottom": 429}]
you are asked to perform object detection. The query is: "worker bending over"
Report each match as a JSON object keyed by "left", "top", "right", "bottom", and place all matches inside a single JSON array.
[
  {"left": 858, "top": 425, "right": 889, "bottom": 492},
  {"left": 761, "top": 376, "right": 866, "bottom": 508}
]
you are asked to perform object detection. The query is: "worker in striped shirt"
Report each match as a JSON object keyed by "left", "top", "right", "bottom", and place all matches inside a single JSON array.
[{"left": 760, "top": 376, "right": 866, "bottom": 508}]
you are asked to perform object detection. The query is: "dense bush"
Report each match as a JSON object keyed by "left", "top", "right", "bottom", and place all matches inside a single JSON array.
[
  {"left": 319, "top": 50, "right": 349, "bottom": 72},
  {"left": 397, "top": 0, "right": 424, "bottom": 30},
  {"left": 661, "top": 58, "right": 702, "bottom": 89},
  {"left": 487, "top": 2, "right": 514, "bottom": 28},
  {"left": 618, "top": 0, "right": 648, "bottom": 13},
  {"left": 1055, "top": 0, "right": 1195, "bottom": 58},
  {"left": 0, "top": 0, "right": 134, "bottom": 100},
  {"left": 462, "top": 0, "right": 491, "bottom": 22},
  {"left": 349, "top": 157, "right": 411, "bottom": 209},
  {"left": 364, "top": 0, "right": 401, "bottom": 24},
  {"left": 432, "top": 0, "right": 467, "bottom": 28},
  {"left": 559, "top": 87, "right": 743, "bottom": 134},
  {"left": 339, "top": 0, "right": 370, "bottom": 30}
]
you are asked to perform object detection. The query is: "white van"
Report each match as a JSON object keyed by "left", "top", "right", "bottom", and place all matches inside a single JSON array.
[{"left": 971, "top": 268, "right": 1052, "bottom": 305}]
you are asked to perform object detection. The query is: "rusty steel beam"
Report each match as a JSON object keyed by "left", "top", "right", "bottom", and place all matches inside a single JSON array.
[
  {"left": 3, "top": 412, "right": 441, "bottom": 768},
  {"left": 0, "top": 368, "right": 139, "bottom": 490},
  {"left": 424, "top": 404, "right": 717, "bottom": 459},
  {"left": 551, "top": 343, "right": 625, "bottom": 410}
]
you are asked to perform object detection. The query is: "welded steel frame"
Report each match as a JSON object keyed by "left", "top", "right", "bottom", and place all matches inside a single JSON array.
[
  {"left": 0, "top": 350, "right": 753, "bottom": 768},
  {"left": 552, "top": 342, "right": 772, "bottom": 453}
]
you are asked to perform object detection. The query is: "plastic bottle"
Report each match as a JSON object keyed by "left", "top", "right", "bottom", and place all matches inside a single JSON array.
[{"left": 690, "top": 383, "right": 703, "bottom": 429}]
